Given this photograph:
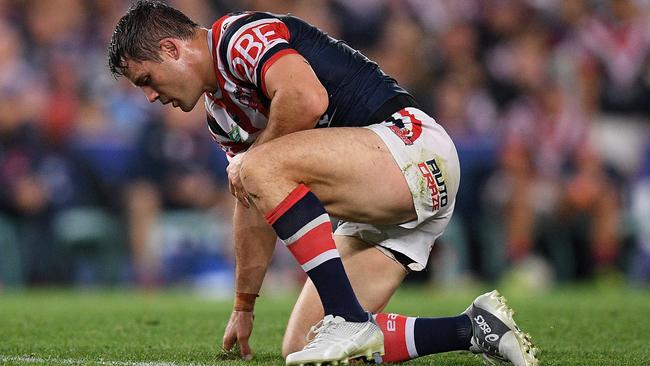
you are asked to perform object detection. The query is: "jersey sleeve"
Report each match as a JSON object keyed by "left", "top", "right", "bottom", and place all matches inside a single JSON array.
[{"left": 221, "top": 13, "right": 299, "bottom": 94}]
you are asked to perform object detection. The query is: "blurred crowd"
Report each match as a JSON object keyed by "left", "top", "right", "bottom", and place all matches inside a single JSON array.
[{"left": 0, "top": 0, "right": 648, "bottom": 291}]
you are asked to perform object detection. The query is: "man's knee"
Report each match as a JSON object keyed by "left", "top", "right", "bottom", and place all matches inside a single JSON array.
[
  {"left": 240, "top": 144, "right": 298, "bottom": 193},
  {"left": 239, "top": 145, "right": 278, "bottom": 189},
  {"left": 281, "top": 334, "right": 305, "bottom": 359}
]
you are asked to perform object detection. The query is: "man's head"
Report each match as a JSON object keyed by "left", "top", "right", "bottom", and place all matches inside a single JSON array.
[{"left": 108, "top": 0, "right": 206, "bottom": 112}]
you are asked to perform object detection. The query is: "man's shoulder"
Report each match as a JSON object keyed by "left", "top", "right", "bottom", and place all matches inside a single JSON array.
[
  {"left": 217, "top": 11, "right": 285, "bottom": 43},
  {"left": 214, "top": 11, "right": 294, "bottom": 86}
]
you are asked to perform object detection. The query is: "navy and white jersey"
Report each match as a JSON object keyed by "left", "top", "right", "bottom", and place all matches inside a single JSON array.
[{"left": 204, "top": 12, "right": 412, "bottom": 156}]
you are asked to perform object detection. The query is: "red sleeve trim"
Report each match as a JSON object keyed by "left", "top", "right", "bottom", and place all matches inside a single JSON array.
[{"left": 260, "top": 48, "right": 300, "bottom": 98}]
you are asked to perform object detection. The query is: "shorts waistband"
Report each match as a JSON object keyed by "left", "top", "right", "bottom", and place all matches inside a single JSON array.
[{"left": 368, "top": 94, "right": 420, "bottom": 124}]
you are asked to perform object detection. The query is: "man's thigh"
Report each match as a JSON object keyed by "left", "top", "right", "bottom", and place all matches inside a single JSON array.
[
  {"left": 282, "top": 235, "right": 407, "bottom": 356},
  {"left": 247, "top": 127, "right": 417, "bottom": 225}
]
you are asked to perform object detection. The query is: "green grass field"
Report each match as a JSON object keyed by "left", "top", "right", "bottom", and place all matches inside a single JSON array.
[{"left": 1, "top": 285, "right": 649, "bottom": 366}]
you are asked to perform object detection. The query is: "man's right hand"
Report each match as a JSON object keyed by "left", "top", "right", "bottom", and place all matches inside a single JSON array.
[
  {"left": 226, "top": 153, "right": 250, "bottom": 207},
  {"left": 222, "top": 310, "right": 255, "bottom": 360}
]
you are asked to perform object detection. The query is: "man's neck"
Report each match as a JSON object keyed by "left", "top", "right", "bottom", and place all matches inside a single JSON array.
[{"left": 196, "top": 27, "right": 219, "bottom": 94}]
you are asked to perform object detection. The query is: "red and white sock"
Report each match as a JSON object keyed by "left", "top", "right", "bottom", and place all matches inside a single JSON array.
[
  {"left": 374, "top": 312, "right": 473, "bottom": 362},
  {"left": 265, "top": 184, "right": 367, "bottom": 321},
  {"left": 374, "top": 313, "right": 418, "bottom": 362}
]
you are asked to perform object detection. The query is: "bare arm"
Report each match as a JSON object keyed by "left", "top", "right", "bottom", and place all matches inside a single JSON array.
[
  {"left": 228, "top": 53, "right": 328, "bottom": 204},
  {"left": 223, "top": 53, "right": 325, "bottom": 358},
  {"left": 252, "top": 53, "right": 328, "bottom": 146},
  {"left": 232, "top": 200, "right": 277, "bottom": 294},
  {"left": 222, "top": 200, "right": 277, "bottom": 359}
]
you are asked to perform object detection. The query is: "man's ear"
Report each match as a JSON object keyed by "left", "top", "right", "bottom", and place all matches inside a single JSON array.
[{"left": 159, "top": 38, "right": 180, "bottom": 60}]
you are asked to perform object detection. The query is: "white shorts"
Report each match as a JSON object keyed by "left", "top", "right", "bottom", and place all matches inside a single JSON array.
[{"left": 334, "top": 107, "right": 460, "bottom": 271}]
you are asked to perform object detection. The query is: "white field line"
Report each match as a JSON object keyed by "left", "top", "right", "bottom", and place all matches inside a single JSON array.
[{"left": 0, "top": 355, "right": 215, "bottom": 366}]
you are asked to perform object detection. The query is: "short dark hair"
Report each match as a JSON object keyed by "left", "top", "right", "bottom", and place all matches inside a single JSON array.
[{"left": 108, "top": 0, "right": 199, "bottom": 77}]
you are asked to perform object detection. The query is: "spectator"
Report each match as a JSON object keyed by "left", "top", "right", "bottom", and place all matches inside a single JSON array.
[
  {"left": 577, "top": 0, "right": 650, "bottom": 115},
  {"left": 125, "top": 106, "right": 230, "bottom": 287},
  {"left": 494, "top": 79, "right": 621, "bottom": 280},
  {"left": 0, "top": 0, "right": 646, "bottom": 288},
  {"left": 630, "top": 140, "right": 650, "bottom": 285}
]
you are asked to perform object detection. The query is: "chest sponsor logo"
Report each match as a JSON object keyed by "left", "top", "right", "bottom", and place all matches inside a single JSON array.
[
  {"left": 231, "top": 21, "right": 287, "bottom": 82},
  {"left": 417, "top": 158, "right": 448, "bottom": 211}
]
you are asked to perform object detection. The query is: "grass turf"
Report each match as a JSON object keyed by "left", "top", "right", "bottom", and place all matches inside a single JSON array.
[{"left": 1, "top": 285, "right": 649, "bottom": 366}]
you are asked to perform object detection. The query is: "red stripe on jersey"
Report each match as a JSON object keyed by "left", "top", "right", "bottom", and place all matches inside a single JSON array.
[
  {"left": 375, "top": 313, "right": 410, "bottom": 362},
  {"left": 260, "top": 48, "right": 300, "bottom": 98},
  {"left": 210, "top": 20, "right": 260, "bottom": 135},
  {"left": 286, "top": 222, "right": 336, "bottom": 265},
  {"left": 399, "top": 109, "right": 422, "bottom": 142},
  {"left": 264, "top": 183, "right": 310, "bottom": 224}
]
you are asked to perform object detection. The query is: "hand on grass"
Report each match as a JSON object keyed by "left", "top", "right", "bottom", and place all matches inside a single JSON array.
[{"left": 223, "top": 310, "right": 254, "bottom": 360}]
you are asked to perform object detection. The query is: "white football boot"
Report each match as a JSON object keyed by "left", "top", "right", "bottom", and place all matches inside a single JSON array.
[
  {"left": 285, "top": 314, "right": 384, "bottom": 366},
  {"left": 463, "top": 290, "right": 539, "bottom": 366}
]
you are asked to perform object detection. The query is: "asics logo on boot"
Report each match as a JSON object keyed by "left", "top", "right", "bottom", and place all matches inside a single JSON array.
[{"left": 474, "top": 315, "right": 500, "bottom": 342}]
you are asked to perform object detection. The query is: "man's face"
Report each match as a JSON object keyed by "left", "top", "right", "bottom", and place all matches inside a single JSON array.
[{"left": 124, "top": 51, "right": 203, "bottom": 112}]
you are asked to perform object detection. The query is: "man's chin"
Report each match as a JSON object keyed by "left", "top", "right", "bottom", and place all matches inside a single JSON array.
[
  {"left": 178, "top": 99, "right": 200, "bottom": 112},
  {"left": 175, "top": 102, "right": 194, "bottom": 112}
]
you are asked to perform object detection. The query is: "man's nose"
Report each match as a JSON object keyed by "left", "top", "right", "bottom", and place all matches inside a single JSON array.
[{"left": 142, "top": 86, "right": 159, "bottom": 103}]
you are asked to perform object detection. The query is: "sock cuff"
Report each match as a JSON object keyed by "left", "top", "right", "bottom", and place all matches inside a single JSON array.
[{"left": 264, "top": 183, "right": 310, "bottom": 225}]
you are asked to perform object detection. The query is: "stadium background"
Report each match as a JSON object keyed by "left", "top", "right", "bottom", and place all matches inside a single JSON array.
[{"left": 0, "top": 0, "right": 649, "bottom": 295}]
